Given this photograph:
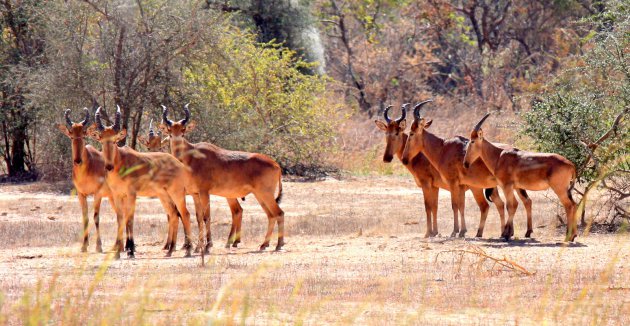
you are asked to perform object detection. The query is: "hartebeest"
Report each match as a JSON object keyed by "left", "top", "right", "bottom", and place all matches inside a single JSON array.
[
  {"left": 401, "top": 100, "right": 530, "bottom": 238},
  {"left": 162, "top": 104, "right": 285, "bottom": 251},
  {"left": 138, "top": 120, "right": 169, "bottom": 151},
  {"left": 140, "top": 120, "right": 245, "bottom": 251},
  {"left": 88, "top": 106, "right": 194, "bottom": 258},
  {"left": 57, "top": 108, "right": 115, "bottom": 252},
  {"left": 376, "top": 104, "right": 507, "bottom": 237},
  {"left": 463, "top": 113, "right": 577, "bottom": 241}
]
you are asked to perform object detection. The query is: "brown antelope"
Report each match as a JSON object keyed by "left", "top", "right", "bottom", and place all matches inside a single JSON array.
[
  {"left": 57, "top": 108, "right": 115, "bottom": 253},
  {"left": 161, "top": 104, "right": 285, "bottom": 251},
  {"left": 88, "top": 106, "right": 194, "bottom": 258},
  {"left": 138, "top": 120, "right": 169, "bottom": 151},
  {"left": 401, "top": 100, "right": 532, "bottom": 238},
  {"left": 375, "top": 104, "right": 506, "bottom": 238},
  {"left": 138, "top": 120, "right": 179, "bottom": 251},
  {"left": 463, "top": 113, "right": 578, "bottom": 241},
  {"left": 140, "top": 120, "right": 245, "bottom": 251}
]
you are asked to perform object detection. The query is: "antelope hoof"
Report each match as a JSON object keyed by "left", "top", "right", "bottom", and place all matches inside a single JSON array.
[
  {"left": 194, "top": 246, "right": 201, "bottom": 253},
  {"left": 275, "top": 239, "right": 285, "bottom": 251},
  {"left": 165, "top": 250, "right": 173, "bottom": 258},
  {"left": 475, "top": 231, "right": 483, "bottom": 238},
  {"left": 96, "top": 242, "right": 103, "bottom": 253},
  {"left": 525, "top": 230, "right": 533, "bottom": 238},
  {"left": 162, "top": 243, "right": 170, "bottom": 251},
  {"left": 232, "top": 240, "right": 240, "bottom": 248},
  {"left": 114, "top": 251, "right": 121, "bottom": 260},
  {"left": 424, "top": 232, "right": 431, "bottom": 238},
  {"left": 225, "top": 242, "right": 231, "bottom": 249},
  {"left": 564, "top": 233, "right": 577, "bottom": 242},
  {"left": 501, "top": 225, "right": 514, "bottom": 241},
  {"left": 431, "top": 231, "right": 439, "bottom": 237},
  {"left": 450, "top": 230, "right": 458, "bottom": 238},
  {"left": 203, "top": 244, "right": 211, "bottom": 255},
  {"left": 81, "top": 245, "right": 88, "bottom": 253},
  {"left": 180, "top": 243, "right": 188, "bottom": 250},
  {"left": 127, "top": 251, "right": 135, "bottom": 259},
  {"left": 259, "top": 242, "right": 270, "bottom": 251},
  {"left": 458, "top": 230, "right": 466, "bottom": 238}
]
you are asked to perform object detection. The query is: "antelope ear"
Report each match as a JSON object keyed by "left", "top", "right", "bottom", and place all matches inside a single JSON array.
[
  {"left": 374, "top": 120, "right": 387, "bottom": 131},
  {"left": 57, "top": 124, "right": 71, "bottom": 138},
  {"left": 398, "top": 120, "right": 406, "bottom": 130},
  {"left": 424, "top": 119, "right": 433, "bottom": 128},
  {"left": 115, "top": 129, "right": 128, "bottom": 142},
  {"left": 478, "top": 129, "right": 483, "bottom": 139},
  {"left": 85, "top": 124, "right": 100, "bottom": 141},
  {"left": 184, "top": 121, "right": 196, "bottom": 133}
]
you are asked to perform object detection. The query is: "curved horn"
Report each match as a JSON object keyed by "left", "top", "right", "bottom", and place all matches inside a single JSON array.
[
  {"left": 473, "top": 112, "right": 491, "bottom": 132},
  {"left": 95, "top": 107, "right": 105, "bottom": 131},
  {"left": 80, "top": 107, "right": 90, "bottom": 126},
  {"left": 64, "top": 109, "right": 73, "bottom": 128},
  {"left": 396, "top": 104, "right": 408, "bottom": 123},
  {"left": 113, "top": 105, "right": 122, "bottom": 132},
  {"left": 383, "top": 105, "right": 393, "bottom": 123},
  {"left": 162, "top": 105, "right": 173, "bottom": 126},
  {"left": 148, "top": 119, "right": 155, "bottom": 137},
  {"left": 180, "top": 103, "right": 190, "bottom": 126},
  {"left": 413, "top": 99, "right": 434, "bottom": 120}
]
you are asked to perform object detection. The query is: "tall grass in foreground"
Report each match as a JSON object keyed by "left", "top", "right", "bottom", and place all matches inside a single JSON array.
[{"left": 3, "top": 235, "right": 629, "bottom": 325}]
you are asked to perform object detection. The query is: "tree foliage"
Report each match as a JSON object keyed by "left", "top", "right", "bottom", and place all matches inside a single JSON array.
[{"left": 523, "top": 0, "right": 629, "bottom": 224}]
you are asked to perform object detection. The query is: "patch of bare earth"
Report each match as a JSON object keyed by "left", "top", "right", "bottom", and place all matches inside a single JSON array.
[{"left": 0, "top": 176, "right": 628, "bottom": 324}]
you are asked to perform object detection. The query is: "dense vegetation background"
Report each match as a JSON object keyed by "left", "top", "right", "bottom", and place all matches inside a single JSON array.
[{"left": 0, "top": 0, "right": 627, "bottom": 224}]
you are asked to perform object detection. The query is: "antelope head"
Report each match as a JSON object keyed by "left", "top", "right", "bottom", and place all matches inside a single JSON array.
[
  {"left": 88, "top": 106, "right": 126, "bottom": 171},
  {"left": 139, "top": 119, "right": 167, "bottom": 151},
  {"left": 401, "top": 99, "right": 434, "bottom": 165},
  {"left": 374, "top": 104, "right": 408, "bottom": 162},
  {"left": 57, "top": 108, "right": 91, "bottom": 165},
  {"left": 463, "top": 113, "right": 490, "bottom": 169},
  {"left": 161, "top": 103, "right": 196, "bottom": 158}
]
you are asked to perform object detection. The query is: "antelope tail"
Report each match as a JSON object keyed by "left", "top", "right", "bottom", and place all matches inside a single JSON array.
[
  {"left": 484, "top": 188, "right": 494, "bottom": 202},
  {"left": 276, "top": 174, "right": 283, "bottom": 204}
]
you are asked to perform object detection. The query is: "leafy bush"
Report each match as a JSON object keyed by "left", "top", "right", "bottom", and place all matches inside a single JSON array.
[
  {"left": 522, "top": 0, "right": 629, "bottom": 226},
  {"left": 182, "top": 29, "right": 340, "bottom": 172}
]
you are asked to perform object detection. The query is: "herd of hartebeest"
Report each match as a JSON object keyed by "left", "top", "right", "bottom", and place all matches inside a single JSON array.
[{"left": 58, "top": 100, "right": 577, "bottom": 259}]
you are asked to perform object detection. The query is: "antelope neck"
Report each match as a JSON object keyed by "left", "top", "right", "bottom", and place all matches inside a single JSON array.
[
  {"left": 395, "top": 133, "right": 409, "bottom": 160},
  {"left": 480, "top": 138, "right": 503, "bottom": 175},
  {"left": 419, "top": 130, "right": 444, "bottom": 170}
]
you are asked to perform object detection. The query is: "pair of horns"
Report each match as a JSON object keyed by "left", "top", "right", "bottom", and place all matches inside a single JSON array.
[
  {"left": 382, "top": 99, "right": 434, "bottom": 123},
  {"left": 95, "top": 105, "right": 122, "bottom": 132},
  {"left": 383, "top": 104, "right": 407, "bottom": 123},
  {"left": 162, "top": 103, "right": 190, "bottom": 127},
  {"left": 64, "top": 108, "right": 90, "bottom": 128}
]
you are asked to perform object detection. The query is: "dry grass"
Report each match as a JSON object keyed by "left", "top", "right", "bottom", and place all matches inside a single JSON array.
[{"left": 0, "top": 176, "right": 629, "bottom": 324}]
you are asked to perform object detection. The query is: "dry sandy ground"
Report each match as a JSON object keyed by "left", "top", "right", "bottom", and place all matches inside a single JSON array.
[{"left": 0, "top": 176, "right": 628, "bottom": 325}]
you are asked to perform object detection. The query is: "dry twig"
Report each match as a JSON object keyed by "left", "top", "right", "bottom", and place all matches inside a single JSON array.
[{"left": 435, "top": 244, "right": 535, "bottom": 276}]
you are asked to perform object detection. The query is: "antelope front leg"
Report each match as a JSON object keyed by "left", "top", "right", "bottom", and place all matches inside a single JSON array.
[
  {"left": 457, "top": 187, "right": 467, "bottom": 238},
  {"left": 93, "top": 194, "right": 104, "bottom": 253},
  {"left": 421, "top": 185, "right": 433, "bottom": 238},
  {"left": 448, "top": 184, "right": 461, "bottom": 237},
  {"left": 192, "top": 193, "right": 206, "bottom": 253},
  {"left": 501, "top": 185, "right": 518, "bottom": 241},
  {"left": 78, "top": 193, "right": 89, "bottom": 252},
  {"left": 112, "top": 196, "right": 125, "bottom": 259},
  {"left": 124, "top": 193, "right": 137, "bottom": 259},
  {"left": 200, "top": 191, "right": 212, "bottom": 254}
]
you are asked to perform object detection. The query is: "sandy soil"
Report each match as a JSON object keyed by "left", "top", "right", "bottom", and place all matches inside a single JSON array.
[{"left": 0, "top": 176, "right": 628, "bottom": 325}]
